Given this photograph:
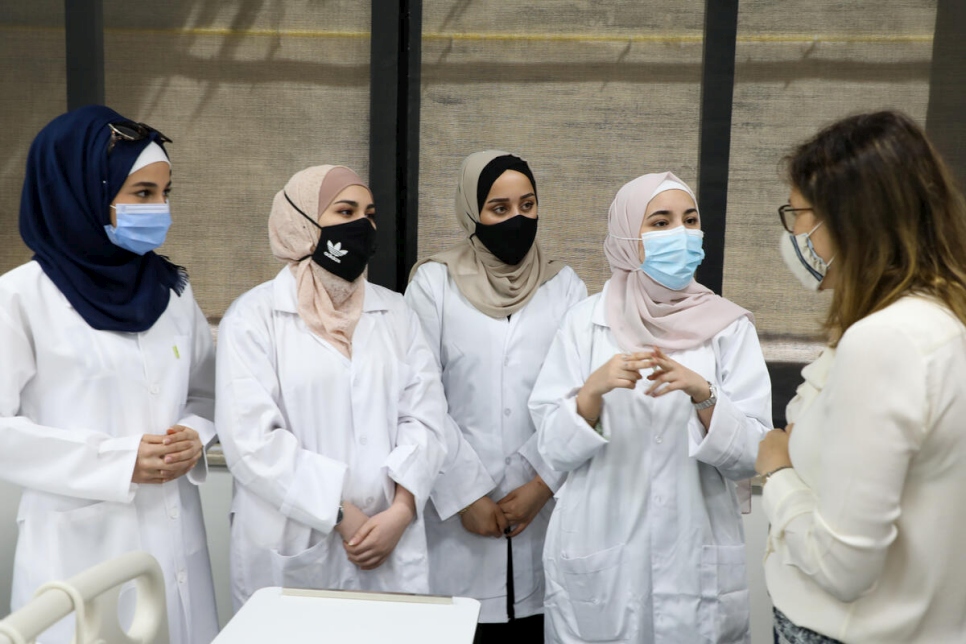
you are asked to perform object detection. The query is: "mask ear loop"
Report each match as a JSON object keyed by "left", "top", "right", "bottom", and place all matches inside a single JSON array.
[
  {"left": 605, "top": 233, "right": 651, "bottom": 273},
  {"left": 284, "top": 191, "right": 321, "bottom": 262},
  {"left": 803, "top": 220, "right": 836, "bottom": 267},
  {"left": 468, "top": 212, "right": 481, "bottom": 241}
]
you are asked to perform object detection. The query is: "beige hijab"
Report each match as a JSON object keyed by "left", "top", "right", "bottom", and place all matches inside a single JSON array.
[
  {"left": 603, "top": 172, "right": 751, "bottom": 352},
  {"left": 269, "top": 165, "right": 369, "bottom": 358},
  {"left": 408, "top": 150, "right": 564, "bottom": 318}
]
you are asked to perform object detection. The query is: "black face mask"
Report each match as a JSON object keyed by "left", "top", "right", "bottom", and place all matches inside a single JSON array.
[
  {"left": 286, "top": 192, "right": 377, "bottom": 282},
  {"left": 474, "top": 215, "right": 538, "bottom": 265}
]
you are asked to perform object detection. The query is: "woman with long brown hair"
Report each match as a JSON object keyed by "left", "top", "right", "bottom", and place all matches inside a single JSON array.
[{"left": 757, "top": 110, "right": 966, "bottom": 643}]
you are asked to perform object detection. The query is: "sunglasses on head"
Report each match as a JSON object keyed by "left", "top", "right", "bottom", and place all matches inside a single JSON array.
[{"left": 107, "top": 120, "right": 172, "bottom": 155}]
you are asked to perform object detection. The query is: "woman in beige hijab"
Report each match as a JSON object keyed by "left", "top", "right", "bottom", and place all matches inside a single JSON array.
[
  {"left": 406, "top": 151, "right": 587, "bottom": 642},
  {"left": 216, "top": 165, "right": 448, "bottom": 608},
  {"left": 529, "top": 172, "right": 771, "bottom": 643}
]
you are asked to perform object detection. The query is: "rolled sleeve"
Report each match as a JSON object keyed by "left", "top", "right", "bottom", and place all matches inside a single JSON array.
[
  {"left": 430, "top": 417, "right": 496, "bottom": 520},
  {"left": 179, "top": 413, "right": 216, "bottom": 486},
  {"left": 281, "top": 450, "right": 348, "bottom": 534},
  {"left": 518, "top": 432, "right": 567, "bottom": 492},
  {"left": 537, "top": 389, "right": 608, "bottom": 473},
  {"left": 688, "top": 393, "right": 756, "bottom": 477}
]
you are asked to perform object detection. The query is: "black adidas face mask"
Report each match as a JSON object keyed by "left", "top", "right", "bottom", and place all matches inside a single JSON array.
[
  {"left": 474, "top": 215, "right": 538, "bottom": 265},
  {"left": 286, "top": 192, "right": 377, "bottom": 282}
]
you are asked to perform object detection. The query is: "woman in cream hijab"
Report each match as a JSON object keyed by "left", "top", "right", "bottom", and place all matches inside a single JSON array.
[
  {"left": 216, "top": 165, "right": 447, "bottom": 608},
  {"left": 529, "top": 172, "right": 771, "bottom": 643},
  {"left": 406, "top": 151, "right": 586, "bottom": 642}
]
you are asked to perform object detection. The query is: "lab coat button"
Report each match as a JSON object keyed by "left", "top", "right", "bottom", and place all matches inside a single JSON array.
[
  {"left": 504, "top": 357, "right": 510, "bottom": 367},
  {"left": 177, "top": 571, "right": 186, "bottom": 584},
  {"left": 150, "top": 384, "right": 160, "bottom": 395},
  {"left": 655, "top": 435, "right": 663, "bottom": 444},
  {"left": 169, "top": 507, "right": 179, "bottom": 519},
  {"left": 503, "top": 408, "right": 511, "bottom": 417},
  {"left": 366, "top": 497, "right": 374, "bottom": 505},
  {"left": 505, "top": 457, "right": 512, "bottom": 465},
  {"left": 359, "top": 435, "right": 367, "bottom": 446}
]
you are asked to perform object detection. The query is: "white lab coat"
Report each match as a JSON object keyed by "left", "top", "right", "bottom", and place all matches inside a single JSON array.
[
  {"left": 0, "top": 261, "right": 219, "bottom": 644},
  {"left": 529, "top": 283, "right": 771, "bottom": 644},
  {"left": 405, "top": 262, "right": 588, "bottom": 623},
  {"left": 216, "top": 268, "right": 447, "bottom": 609}
]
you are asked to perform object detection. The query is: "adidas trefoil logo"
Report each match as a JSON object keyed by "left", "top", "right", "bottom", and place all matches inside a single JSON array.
[{"left": 324, "top": 240, "right": 348, "bottom": 263}]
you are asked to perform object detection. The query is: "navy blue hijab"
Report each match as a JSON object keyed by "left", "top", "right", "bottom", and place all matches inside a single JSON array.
[{"left": 19, "top": 105, "right": 186, "bottom": 332}]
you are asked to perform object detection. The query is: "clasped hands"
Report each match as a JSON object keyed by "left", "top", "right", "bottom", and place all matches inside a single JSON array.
[
  {"left": 338, "top": 486, "right": 416, "bottom": 571},
  {"left": 576, "top": 348, "right": 711, "bottom": 426},
  {"left": 459, "top": 476, "right": 553, "bottom": 539},
  {"left": 132, "top": 425, "right": 204, "bottom": 484}
]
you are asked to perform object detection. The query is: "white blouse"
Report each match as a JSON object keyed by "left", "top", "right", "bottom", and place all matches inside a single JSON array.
[{"left": 763, "top": 296, "right": 966, "bottom": 642}]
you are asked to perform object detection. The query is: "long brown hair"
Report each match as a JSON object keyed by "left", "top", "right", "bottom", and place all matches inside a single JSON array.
[{"left": 787, "top": 110, "right": 966, "bottom": 344}]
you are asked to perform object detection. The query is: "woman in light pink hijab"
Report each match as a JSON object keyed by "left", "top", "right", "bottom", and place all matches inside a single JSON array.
[
  {"left": 216, "top": 165, "right": 448, "bottom": 608},
  {"left": 529, "top": 172, "right": 772, "bottom": 643}
]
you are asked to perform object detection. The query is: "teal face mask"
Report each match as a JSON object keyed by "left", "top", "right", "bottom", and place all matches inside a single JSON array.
[{"left": 640, "top": 226, "right": 705, "bottom": 290}]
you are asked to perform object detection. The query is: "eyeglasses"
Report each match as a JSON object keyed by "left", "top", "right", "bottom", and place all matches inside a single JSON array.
[
  {"left": 778, "top": 203, "right": 813, "bottom": 233},
  {"left": 107, "top": 120, "right": 172, "bottom": 155}
]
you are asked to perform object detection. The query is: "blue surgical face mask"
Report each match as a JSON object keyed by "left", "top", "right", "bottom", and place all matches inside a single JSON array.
[
  {"left": 639, "top": 226, "right": 705, "bottom": 290},
  {"left": 104, "top": 202, "right": 172, "bottom": 255},
  {"left": 779, "top": 222, "right": 834, "bottom": 291}
]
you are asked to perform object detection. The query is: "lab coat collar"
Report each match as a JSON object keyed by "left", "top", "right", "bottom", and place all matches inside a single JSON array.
[
  {"left": 591, "top": 280, "right": 612, "bottom": 328},
  {"left": 271, "top": 267, "right": 389, "bottom": 314}
]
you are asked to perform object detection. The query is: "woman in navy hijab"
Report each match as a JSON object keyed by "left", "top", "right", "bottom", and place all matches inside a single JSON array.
[{"left": 0, "top": 105, "right": 219, "bottom": 643}]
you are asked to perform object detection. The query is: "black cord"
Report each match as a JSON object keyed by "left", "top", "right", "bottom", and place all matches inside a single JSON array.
[{"left": 506, "top": 531, "right": 515, "bottom": 621}]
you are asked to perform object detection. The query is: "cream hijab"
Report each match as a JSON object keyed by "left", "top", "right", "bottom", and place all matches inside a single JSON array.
[
  {"left": 269, "top": 165, "right": 370, "bottom": 358},
  {"left": 409, "top": 150, "right": 564, "bottom": 318},
  {"left": 603, "top": 172, "right": 751, "bottom": 352}
]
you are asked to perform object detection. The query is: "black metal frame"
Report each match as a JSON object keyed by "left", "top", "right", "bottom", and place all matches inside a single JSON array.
[
  {"left": 64, "top": 0, "right": 105, "bottom": 110},
  {"left": 367, "top": 0, "right": 423, "bottom": 292},
  {"left": 926, "top": 0, "right": 966, "bottom": 191},
  {"left": 694, "top": 0, "right": 739, "bottom": 296}
]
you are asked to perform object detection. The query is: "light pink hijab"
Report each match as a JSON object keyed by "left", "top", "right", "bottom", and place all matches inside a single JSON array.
[
  {"left": 269, "top": 165, "right": 369, "bottom": 358},
  {"left": 603, "top": 172, "right": 751, "bottom": 352}
]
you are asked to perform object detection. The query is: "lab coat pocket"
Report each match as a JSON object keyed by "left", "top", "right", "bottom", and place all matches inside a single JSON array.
[
  {"left": 268, "top": 533, "right": 332, "bottom": 591},
  {"left": 50, "top": 500, "right": 141, "bottom": 580},
  {"left": 699, "top": 545, "right": 750, "bottom": 644},
  {"left": 558, "top": 543, "right": 627, "bottom": 641}
]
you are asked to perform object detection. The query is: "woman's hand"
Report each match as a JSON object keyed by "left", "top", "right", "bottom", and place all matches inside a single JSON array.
[
  {"left": 459, "top": 496, "right": 508, "bottom": 538},
  {"left": 344, "top": 504, "right": 415, "bottom": 570},
  {"left": 132, "top": 434, "right": 169, "bottom": 484},
  {"left": 335, "top": 502, "right": 369, "bottom": 543},
  {"left": 576, "top": 352, "right": 652, "bottom": 424},
  {"left": 497, "top": 476, "right": 553, "bottom": 538},
  {"left": 756, "top": 426, "right": 794, "bottom": 476},
  {"left": 131, "top": 426, "right": 203, "bottom": 484},
  {"left": 644, "top": 348, "right": 710, "bottom": 401},
  {"left": 344, "top": 486, "right": 416, "bottom": 570},
  {"left": 160, "top": 426, "right": 204, "bottom": 479}
]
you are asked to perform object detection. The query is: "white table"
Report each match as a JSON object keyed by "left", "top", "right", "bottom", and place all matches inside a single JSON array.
[{"left": 213, "top": 587, "right": 481, "bottom": 644}]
